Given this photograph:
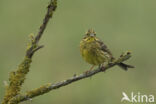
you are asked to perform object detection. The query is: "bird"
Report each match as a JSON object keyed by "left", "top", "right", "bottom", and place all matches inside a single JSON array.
[{"left": 80, "top": 29, "right": 134, "bottom": 71}]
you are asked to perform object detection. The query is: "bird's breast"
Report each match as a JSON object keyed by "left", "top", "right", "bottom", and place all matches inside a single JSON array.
[{"left": 80, "top": 42, "right": 108, "bottom": 65}]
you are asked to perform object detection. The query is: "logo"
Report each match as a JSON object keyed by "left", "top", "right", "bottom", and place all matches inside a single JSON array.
[{"left": 121, "top": 92, "right": 155, "bottom": 103}]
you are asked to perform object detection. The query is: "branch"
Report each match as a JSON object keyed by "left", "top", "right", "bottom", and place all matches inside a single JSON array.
[
  {"left": 1, "top": 0, "right": 57, "bottom": 104},
  {"left": 8, "top": 52, "right": 132, "bottom": 104},
  {"left": 26, "top": 0, "right": 57, "bottom": 58}
]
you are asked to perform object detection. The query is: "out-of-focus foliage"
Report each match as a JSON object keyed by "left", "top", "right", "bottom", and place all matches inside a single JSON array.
[{"left": 0, "top": 0, "right": 155, "bottom": 104}]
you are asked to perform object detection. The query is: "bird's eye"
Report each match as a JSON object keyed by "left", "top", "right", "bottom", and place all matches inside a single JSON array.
[
  {"left": 87, "top": 33, "right": 90, "bottom": 36},
  {"left": 84, "top": 33, "right": 89, "bottom": 37}
]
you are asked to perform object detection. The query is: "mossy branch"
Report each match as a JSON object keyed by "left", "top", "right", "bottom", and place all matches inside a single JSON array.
[
  {"left": 8, "top": 52, "right": 132, "bottom": 104},
  {"left": 1, "top": 57, "right": 32, "bottom": 104},
  {"left": 1, "top": 0, "right": 57, "bottom": 104}
]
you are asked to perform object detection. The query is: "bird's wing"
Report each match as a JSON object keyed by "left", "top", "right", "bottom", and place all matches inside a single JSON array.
[{"left": 96, "top": 38, "right": 113, "bottom": 59}]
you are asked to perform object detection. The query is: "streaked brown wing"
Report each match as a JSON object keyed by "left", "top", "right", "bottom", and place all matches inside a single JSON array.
[{"left": 96, "top": 38, "right": 114, "bottom": 59}]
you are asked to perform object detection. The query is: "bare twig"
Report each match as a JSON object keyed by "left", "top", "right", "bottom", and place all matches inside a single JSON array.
[
  {"left": 26, "top": 0, "right": 57, "bottom": 58},
  {"left": 1, "top": 0, "right": 57, "bottom": 104},
  {"left": 30, "top": 45, "right": 44, "bottom": 55},
  {"left": 8, "top": 52, "right": 132, "bottom": 104}
]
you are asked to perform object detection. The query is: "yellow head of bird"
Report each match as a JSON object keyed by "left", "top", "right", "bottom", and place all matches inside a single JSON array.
[
  {"left": 84, "top": 29, "right": 96, "bottom": 42},
  {"left": 86, "top": 29, "right": 96, "bottom": 37}
]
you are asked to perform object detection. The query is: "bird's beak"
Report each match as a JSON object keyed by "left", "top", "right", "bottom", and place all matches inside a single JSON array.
[{"left": 90, "top": 33, "right": 95, "bottom": 37}]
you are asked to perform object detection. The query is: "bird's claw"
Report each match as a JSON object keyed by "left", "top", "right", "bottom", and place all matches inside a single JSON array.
[
  {"left": 84, "top": 70, "right": 91, "bottom": 75},
  {"left": 101, "top": 66, "right": 106, "bottom": 72}
]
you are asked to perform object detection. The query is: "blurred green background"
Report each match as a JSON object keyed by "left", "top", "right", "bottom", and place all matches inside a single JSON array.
[{"left": 0, "top": 0, "right": 156, "bottom": 104}]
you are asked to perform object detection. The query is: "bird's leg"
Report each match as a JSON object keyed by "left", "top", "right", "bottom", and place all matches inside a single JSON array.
[
  {"left": 101, "top": 59, "right": 113, "bottom": 72},
  {"left": 100, "top": 64, "right": 106, "bottom": 72},
  {"left": 84, "top": 65, "right": 95, "bottom": 75},
  {"left": 90, "top": 65, "right": 95, "bottom": 70},
  {"left": 108, "top": 60, "right": 114, "bottom": 65}
]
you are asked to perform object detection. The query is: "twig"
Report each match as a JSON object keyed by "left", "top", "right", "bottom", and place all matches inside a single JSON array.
[
  {"left": 26, "top": 0, "right": 57, "bottom": 58},
  {"left": 1, "top": 0, "right": 57, "bottom": 104},
  {"left": 8, "top": 52, "right": 132, "bottom": 104}
]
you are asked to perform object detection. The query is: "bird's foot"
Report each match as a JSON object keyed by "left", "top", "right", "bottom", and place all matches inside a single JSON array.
[
  {"left": 99, "top": 65, "right": 106, "bottom": 72},
  {"left": 84, "top": 70, "right": 90, "bottom": 75},
  {"left": 84, "top": 65, "right": 94, "bottom": 75}
]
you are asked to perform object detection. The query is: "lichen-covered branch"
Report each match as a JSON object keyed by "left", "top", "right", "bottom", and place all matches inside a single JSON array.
[
  {"left": 8, "top": 52, "right": 132, "bottom": 104},
  {"left": 1, "top": 0, "right": 57, "bottom": 104},
  {"left": 2, "top": 57, "right": 32, "bottom": 104}
]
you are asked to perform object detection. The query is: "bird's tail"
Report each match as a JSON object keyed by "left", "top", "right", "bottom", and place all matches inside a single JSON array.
[{"left": 118, "top": 62, "right": 134, "bottom": 71}]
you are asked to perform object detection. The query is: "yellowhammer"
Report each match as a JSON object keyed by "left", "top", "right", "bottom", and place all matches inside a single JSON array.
[{"left": 80, "top": 29, "right": 134, "bottom": 71}]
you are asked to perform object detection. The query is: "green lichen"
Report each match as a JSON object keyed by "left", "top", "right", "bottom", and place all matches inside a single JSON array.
[
  {"left": 27, "top": 33, "right": 36, "bottom": 50},
  {"left": 8, "top": 83, "right": 52, "bottom": 104},
  {"left": 2, "top": 57, "right": 32, "bottom": 104},
  {"left": 27, "top": 83, "right": 52, "bottom": 97},
  {"left": 27, "top": 33, "right": 38, "bottom": 51}
]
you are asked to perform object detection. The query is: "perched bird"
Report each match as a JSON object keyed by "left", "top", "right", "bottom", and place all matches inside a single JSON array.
[{"left": 80, "top": 29, "right": 134, "bottom": 71}]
